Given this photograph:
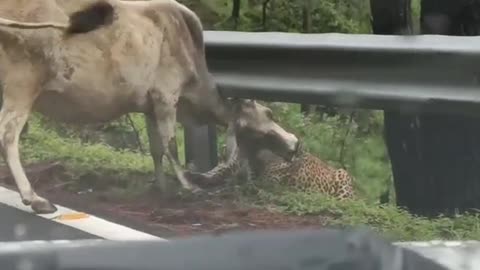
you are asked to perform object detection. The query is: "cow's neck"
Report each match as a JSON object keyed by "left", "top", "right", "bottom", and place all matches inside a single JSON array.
[{"left": 201, "top": 76, "right": 235, "bottom": 127}]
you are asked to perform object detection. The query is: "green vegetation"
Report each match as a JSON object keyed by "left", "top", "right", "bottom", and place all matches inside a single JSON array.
[
  {"left": 21, "top": 115, "right": 154, "bottom": 177},
  {"left": 7, "top": 0, "right": 480, "bottom": 241},
  {"left": 252, "top": 184, "right": 480, "bottom": 241}
]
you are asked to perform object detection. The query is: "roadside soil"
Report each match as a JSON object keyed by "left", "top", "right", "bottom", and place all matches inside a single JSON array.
[{"left": 0, "top": 161, "right": 327, "bottom": 239}]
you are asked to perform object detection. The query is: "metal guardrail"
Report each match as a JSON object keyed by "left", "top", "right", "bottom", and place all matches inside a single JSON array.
[
  {"left": 0, "top": 229, "right": 477, "bottom": 270},
  {"left": 184, "top": 31, "right": 480, "bottom": 171},
  {"left": 398, "top": 241, "right": 480, "bottom": 270},
  {"left": 205, "top": 31, "right": 480, "bottom": 116}
]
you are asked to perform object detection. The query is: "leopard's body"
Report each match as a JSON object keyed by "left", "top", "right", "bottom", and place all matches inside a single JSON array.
[
  {"left": 248, "top": 145, "right": 355, "bottom": 200},
  {"left": 187, "top": 128, "right": 355, "bottom": 200}
]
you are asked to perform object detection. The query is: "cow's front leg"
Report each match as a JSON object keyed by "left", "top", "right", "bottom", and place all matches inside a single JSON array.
[{"left": 0, "top": 98, "right": 56, "bottom": 214}]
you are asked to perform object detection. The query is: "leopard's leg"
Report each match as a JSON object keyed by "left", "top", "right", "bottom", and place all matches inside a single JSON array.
[
  {"left": 184, "top": 123, "right": 242, "bottom": 187},
  {"left": 260, "top": 160, "right": 292, "bottom": 185},
  {"left": 333, "top": 169, "right": 355, "bottom": 200}
]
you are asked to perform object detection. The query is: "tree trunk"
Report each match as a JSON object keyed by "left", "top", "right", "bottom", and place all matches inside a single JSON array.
[
  {"left": 370, "top": 0, "right": 413, "bottom": 35},
  {"left": 300, "top": 0, "right": 313, "bottom": 115},
  {"left": 262, "top": 0, "right": 271, "bottom": 31},
  {"left": 232, "top": 0, "right": 241, "bottom": 30},
  {"left": 375, "top": 0, "right": 480, "bottom": 216},
  {"left": 302, "top": 0, "right": 312, "bottom": 32}
]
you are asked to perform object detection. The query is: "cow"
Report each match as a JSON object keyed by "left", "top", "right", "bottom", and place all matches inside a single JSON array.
[{"left": 0, "top": 0, "right": 299, "bottom": 214}]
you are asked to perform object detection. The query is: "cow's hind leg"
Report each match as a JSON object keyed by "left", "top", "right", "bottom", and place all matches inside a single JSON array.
[
  {"left": 146, "top": 95, "right": 200, "bottom": 193},
  {"left": 0, "top": 104, "right": 56, "bottom": 214},
  {"left": 145, "top": 114, "right": 169, "bottom": 192}
]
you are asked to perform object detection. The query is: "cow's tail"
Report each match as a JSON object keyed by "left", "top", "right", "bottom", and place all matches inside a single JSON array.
[
  {"left": 0, "top": 1, "right": 114, "bottom": 35},
  {"left": 177, "top": 2, "right": 204, "bottom": 52}
]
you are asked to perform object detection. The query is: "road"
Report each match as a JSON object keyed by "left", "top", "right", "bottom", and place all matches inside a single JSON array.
[
  {"left": 0, "top": 186, "right": 479, "bottom": 270},
  {"left": 0, "top": 186, "right": 162, "bottom": 242},
  {"left": 0, "top": 203, "right": 99, "bottom": 242}
]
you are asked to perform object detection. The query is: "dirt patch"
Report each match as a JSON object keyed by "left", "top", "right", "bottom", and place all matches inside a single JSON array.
[{"left": 0, "top": 161, "right": 327, "bottom": 239}]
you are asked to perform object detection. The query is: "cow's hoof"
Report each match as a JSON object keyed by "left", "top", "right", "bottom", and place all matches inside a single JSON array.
[
  {"left": 183, "top": 171, "right": 204, "bottom": 185},
  {"left": 181, "top": 183, "right": 203, "bottom": 194},
  {"left": 191, "top": 186, "right": 203, "bottom": 194},
  {"left": 22, "top": 199, "right": 32, "bottom": 206},
  {"left": 32, "top": 199, "right": 57, "bottom": 214}
]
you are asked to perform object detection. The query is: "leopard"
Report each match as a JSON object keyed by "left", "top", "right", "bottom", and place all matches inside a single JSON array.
[
  {"left": 185, "top": 123, "right": 355, "bottom": 201},
  {"left": 245, "top": 142, "right": 355, "bottom": 201}
]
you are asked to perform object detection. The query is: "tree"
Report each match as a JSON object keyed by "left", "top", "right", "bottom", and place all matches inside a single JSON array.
[
  {"left": 300, "top": 0, "right": 313, "bottom": 115},
  {"left": 232, "top": 0, "right": 241, "bottom": 30},
  {"left": 369, "top": 0, "right": 413, "bottom": 35}
]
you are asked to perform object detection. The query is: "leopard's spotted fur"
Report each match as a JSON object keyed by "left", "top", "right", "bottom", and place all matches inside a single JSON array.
[{"left": 248, "top": 143, "right": 355, "bottom": 200}]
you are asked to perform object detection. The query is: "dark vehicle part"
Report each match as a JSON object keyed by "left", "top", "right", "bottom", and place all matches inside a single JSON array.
[{"left": 0, "top": 229, "right": 449, "bottom": 270}]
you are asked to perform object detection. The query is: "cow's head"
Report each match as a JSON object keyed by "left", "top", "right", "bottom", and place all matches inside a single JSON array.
[{"left": 230, "top": 99, "right": 299, "bottom": 161}]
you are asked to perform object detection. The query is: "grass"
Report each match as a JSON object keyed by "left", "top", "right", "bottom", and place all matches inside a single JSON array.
[
  {"left": 21, "top": 115, "right": 154, "bottom": 178},
  {"left": 249, "top": 184, "right": 480, "bottom": 241},
  {"left": 19, "top": 113, "right": 227, "bottom": 181},
  {"left": 11, "top": 103, "right": 480, "bottom": 242}
]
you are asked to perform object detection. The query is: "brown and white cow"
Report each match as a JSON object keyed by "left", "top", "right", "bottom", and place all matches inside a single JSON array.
[{"left": 0, "top": 0, "right": 299, "bottom": 214}]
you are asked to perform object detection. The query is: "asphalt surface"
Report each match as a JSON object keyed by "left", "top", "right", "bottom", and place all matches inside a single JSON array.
[{"left": 0, "top": 203, "right": 99, "bottom": 242}]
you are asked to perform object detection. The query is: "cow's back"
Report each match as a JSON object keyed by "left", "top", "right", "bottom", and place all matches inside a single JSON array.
[{"left": 0, "top": 0, "right": 67, "bottom": 23}]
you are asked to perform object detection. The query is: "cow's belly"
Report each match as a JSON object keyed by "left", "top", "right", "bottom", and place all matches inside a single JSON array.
[{"left": 33, "top": 88, "right": 148, "bottom": 124}]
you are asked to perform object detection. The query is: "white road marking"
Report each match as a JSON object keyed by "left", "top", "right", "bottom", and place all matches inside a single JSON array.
[{"left": 0, "top": 186, "right": 167, "bottom": 241}]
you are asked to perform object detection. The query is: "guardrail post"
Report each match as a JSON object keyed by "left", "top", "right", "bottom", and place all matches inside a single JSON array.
[{"left": 184, "top": 124, "right": 218, "bottom": 172}]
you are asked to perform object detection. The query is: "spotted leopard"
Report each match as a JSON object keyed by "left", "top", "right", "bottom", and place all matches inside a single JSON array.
[
  {"left": 186, "top": 131, "right": 355, "bottom": 201},
  {"left": 247, "top": 143, "right": 355, "bottom": 200}
]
